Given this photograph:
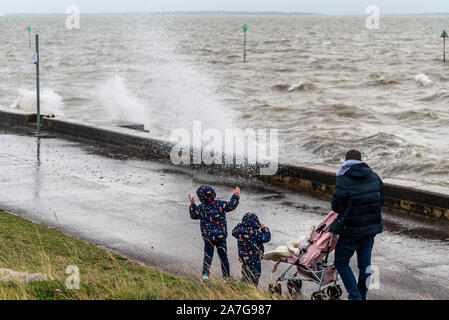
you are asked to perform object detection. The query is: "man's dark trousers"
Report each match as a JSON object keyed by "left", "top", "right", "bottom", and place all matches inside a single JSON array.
[{"left": 334, "top": 235, "right": 375, "bottom": 300}]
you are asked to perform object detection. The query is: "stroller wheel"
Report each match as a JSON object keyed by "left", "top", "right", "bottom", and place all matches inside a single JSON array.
[
  {"left": 268, "top": 284, "right": 275, "bottom": 295},
  {"left": 335, "top": 285, "right": 342, "bottom": 297},
  {"left": 275, "top": 283, "right": 282, "bottom": 295},
  {"left": 287, "top": 280, "right": 302, "bottom": 294},
  {"left": 268, "top": 283, "right": 282, "bottom": 296},
  {"left": 311, "top": 291, "right": 330, "bottom": 300},
  {"left": 326, "top": 285, "right": 343, "bottom": 299}
]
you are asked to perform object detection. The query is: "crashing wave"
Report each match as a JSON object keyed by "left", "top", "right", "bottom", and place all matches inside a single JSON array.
[
  {"left": 287, "top": 81, "right": 315, "bottom": 92},
  {"left": 415, "top": 74, "right": 432, "bottom": 87},
  {"left": 272, "top": 81, "right": 315, "bottom": 92},
  {"left": 10, "top": 88, "right": 65, "bottom": 116},
  {"left": 377, "top": 76, "right": 399, "bottom": 85}
]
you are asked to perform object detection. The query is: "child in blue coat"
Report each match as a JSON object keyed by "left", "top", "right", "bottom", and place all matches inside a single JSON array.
[
  {"left": 232, "top": 212, "right": 271, "bottom": 287},
  {"left": 188, "top": 185, "right": 240, "bottom": 281}
]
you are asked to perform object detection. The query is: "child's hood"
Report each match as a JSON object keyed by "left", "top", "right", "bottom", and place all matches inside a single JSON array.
[
  {"left": 241, "top": 212, "right": 261, "bottom": 229},
  {"left": 196, "top": 185, "right": 216, "bottom": 204}
]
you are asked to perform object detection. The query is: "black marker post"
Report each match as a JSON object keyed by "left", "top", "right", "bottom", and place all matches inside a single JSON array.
[
  {"left": 441, "top": 30, "right": 448, "bottom": 62},
  {"left": 34, "top": 34, "right": 40, "bottom": 134}
]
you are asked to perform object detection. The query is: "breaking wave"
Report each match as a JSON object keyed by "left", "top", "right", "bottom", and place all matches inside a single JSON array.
[
  {"left": 10, "top": 88, "right": 65, "bottom": 116},
  {"left": 415, "top": 74, "right": 432, "bottom": 87},
  {"left": 376, "top": 76, "right": 399, "bottom": 85},
  {"left": 98, "top": 74, "right": 149, "bottom": 127},
  {"left": 273, "top": 81, "right": 315, "bottom": 92}
]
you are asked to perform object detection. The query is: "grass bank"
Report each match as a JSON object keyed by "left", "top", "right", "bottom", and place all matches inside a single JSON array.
[{"left": 0, "top": 209, "right": 270, "bottom": 300}]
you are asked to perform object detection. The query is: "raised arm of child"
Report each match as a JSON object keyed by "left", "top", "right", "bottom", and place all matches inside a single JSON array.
[
  {"left": 220, "top": 187, "right": 240, "bottom": 213},
  {"left": 254, "top": 223, "right": 271, "bottom": 243},
  {"left": 188, "top": 194, "right": 202, "bottom": 220}
]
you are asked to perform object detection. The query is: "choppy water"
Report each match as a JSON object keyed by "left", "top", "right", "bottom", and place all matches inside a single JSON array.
[{"left": 1, "top": 15, "right": 449, "bottom": 185}]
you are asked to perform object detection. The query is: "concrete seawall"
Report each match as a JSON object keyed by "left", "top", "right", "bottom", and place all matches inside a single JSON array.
[
  {"left": 262, "top": 164, "right": 449, "bottom": 220},
  {"left": 1, "top": 107, "right": 448, "bottom": 220}
]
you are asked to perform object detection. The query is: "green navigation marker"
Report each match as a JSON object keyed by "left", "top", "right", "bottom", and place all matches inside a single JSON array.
[
  {"left": 27, "top": 25, "right": 32, "bottom": 48},
  {"left": 442, "top": 30, "right": 448, "bottom": 62},
  {"left": 242, "top": 24, "right": 248, "bottom": 31}
]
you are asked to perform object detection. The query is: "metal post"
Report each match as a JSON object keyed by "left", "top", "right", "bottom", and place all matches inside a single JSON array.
[
  {"left": 243, "top": 29, "right": 247, "bottom": 62},
  {"left": 443, "top": 37, "right": 446, "bottom": 62},
  {"left": 35, "top": 34, "right": 40, "bottom": 134},
  {"left": 441, "top": 30, "right": 448, "bottom": 62}
]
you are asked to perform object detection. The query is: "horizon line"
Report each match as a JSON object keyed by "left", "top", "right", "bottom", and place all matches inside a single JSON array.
[{"left": 3, "top": 11, "right": 449, "bottom": 17}]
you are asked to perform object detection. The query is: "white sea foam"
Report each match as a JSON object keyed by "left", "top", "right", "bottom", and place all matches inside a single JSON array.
[
  {"left": 10, "top": 88, "right": 65, "bottom": 116},
  {"left": 307, "top": 57, "right": 317, "bottom": 64},
  {"left": 144, "top": 24, "right": 236, "bottom": 135},
  {"left": 376, "top": 76, "right": 398, "bottom": 85},
  {"left": 98, "top": 74, "right": 149, "bottom": 127},
  {"left": 288, "top": 81, "right": 314, "bottom": 92},
  {"left": 415, "top": 74, "right": 432, "bottom": 87}
]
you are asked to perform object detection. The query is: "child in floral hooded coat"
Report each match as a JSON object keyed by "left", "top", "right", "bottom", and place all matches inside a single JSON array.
[
  {"left": 188, "top": 185, "right": 240, "bottom": 280},
  {"left": 232, "top": 212, "right": 271, "bottom": 286}
]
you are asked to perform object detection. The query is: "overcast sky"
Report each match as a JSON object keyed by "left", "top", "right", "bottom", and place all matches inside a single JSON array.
[{"left": 1, "top": 0, "right": 449, "bottom": 15}]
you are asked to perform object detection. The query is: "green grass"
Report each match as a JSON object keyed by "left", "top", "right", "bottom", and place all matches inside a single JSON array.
[{"left": 0, "top": 210, "right": 270, "bottom": 300}]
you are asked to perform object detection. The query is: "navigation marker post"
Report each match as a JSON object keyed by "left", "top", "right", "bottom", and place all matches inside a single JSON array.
[
  {"left": 27, "top": 25, "right": 32, "bottom": 48},
  {"left": 441, "top": 30, "right": 448, "bottom": 62},
  {"left": 34, "top": 34, "right": 41, "bottom": 134},
  {"left": 242, "top": 24, "right": 248, "bottom": 62}
]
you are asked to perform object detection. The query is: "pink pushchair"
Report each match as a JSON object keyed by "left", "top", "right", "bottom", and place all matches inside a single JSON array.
[{"left": 268, "top": 211, "right": 343, "bottom": 300}]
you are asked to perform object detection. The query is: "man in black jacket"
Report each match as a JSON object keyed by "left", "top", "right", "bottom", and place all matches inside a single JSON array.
[{"left": 330, "top": 149, "right": 384, "bottom": 300}]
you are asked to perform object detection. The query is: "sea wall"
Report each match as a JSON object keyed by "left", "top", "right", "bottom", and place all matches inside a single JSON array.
[
  {"left": 1, "top": 107, "right": 448, "bottom": 220},
  {"left": 260, "top": 164, "right": 449, "bottom": 220}
]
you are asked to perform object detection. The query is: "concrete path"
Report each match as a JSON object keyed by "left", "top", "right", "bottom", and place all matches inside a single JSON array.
[{"left": 0, "top": 127, "right": 449, "bottom": 300}]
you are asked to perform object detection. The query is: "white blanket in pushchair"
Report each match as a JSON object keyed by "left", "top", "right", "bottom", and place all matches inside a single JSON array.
[{"left": 264, "top": 236, "right": 310, "bottom": 262}]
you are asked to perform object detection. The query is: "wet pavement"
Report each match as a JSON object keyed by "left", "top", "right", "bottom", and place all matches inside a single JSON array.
[{"left": 0, "top": 127, "right": 449, "bottom": 300}]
